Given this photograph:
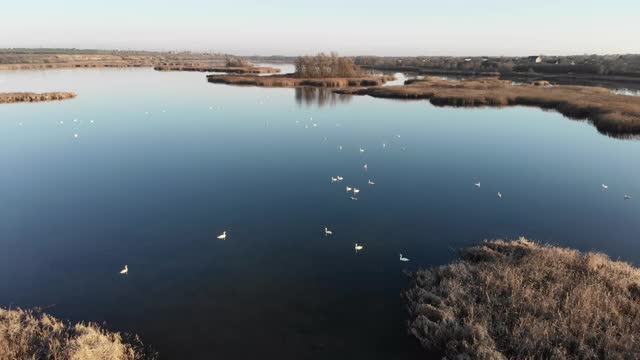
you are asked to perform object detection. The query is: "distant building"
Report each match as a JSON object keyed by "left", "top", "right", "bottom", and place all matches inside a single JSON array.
[{"left": 528, "top": 56, "right": 543, "bottom": 64}]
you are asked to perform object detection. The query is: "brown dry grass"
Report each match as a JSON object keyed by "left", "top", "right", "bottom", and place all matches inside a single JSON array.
[
  {"left": 154, "top": 65, "right": 280, "bottom": 74},
  {"left": 341, "top": 77, "right": 640, "bottom": 136},
  {"left": 0, "top": 52, "right": 226, "bottom": 71},
  {"left": 0, "top": 307, "right": 149, "bottom": 360},
  {"left": 0, "top": 92, "right": 76, "bottom": 104},
  {"left": 403, "top": 238, "right": 640, "bottom": 359},
  {"left": 207, "top": 74, "right": 394, "bottom": 88}
]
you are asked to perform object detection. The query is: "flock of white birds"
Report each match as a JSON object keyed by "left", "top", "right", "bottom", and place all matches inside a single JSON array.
[
  {"left": 113, "top": 102, "right": 635, "bottom": 276},
  {"left": 116, "top": 108, "right": 415, "bottom": 275},
  {"left": 45, "top": 103, "right": 631, "bottom": 276}
]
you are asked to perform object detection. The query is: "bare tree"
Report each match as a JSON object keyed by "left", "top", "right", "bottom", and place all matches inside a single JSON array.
[{"left": 295, "top": 53, "right": 363, "bottom": 78}]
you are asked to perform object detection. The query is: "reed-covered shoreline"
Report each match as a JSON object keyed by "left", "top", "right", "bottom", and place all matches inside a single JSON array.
[
  {"left": 404, "top": 238, "right": 640, "bottom": 359},
  {"left": 0, "top": 307, "right": 151, "bottom": 360},
  {"left": 337, "top": 77, "right": 640, "bottom": 136},
  {"left": 207, "top": 73, "right": 395, "bottom": 88},
  {"left": 154, "top": 65, "right": 280, "bottom": 74},
  {"left": 0, "top": 92, "right": 77, "bottom": 104}
]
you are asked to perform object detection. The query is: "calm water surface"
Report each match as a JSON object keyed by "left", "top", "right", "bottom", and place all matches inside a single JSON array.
[{"left": 1, "top": 68, "right": 640, "bottom": 359}]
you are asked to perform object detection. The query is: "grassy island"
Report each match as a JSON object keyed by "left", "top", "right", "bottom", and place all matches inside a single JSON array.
[
  {"left": 0, "top": 307, "right": 149, "bottom": 360},
  {"left": 207, "top": 52, "right": 394, "bottom": 88},
  {"left": 404, "top": 238, "right": 640, "bottom": 359},
  {"left": 207, "top": 73, "right": 394, "bottom": 88},
  {"left": 338, "top": 77, "right": 640, "bottom": 136},
  {"left": 0, "top": 92, "right": 76, "bottom": 104}
]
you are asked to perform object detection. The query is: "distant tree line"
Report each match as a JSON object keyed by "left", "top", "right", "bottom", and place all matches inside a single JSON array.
[
  {"left": 354, "top": 54, "right": 640, "bottom": 77},
  {"left": 295, "top": 53, "right": 364, "bottom": 78}
]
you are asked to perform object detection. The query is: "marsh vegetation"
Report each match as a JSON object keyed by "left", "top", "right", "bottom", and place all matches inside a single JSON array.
[
  {"left": 0, "top": 92, "right": 76, "bottom": 103},
  {"left": 404, "top": 239, "right": 640, "bottom": 359},
  {"left": 338, "top": 77, "right": 640, "bottom": 136},
  {"left": 0, "top": 307, "right": 150, "bottom": 360},
  {"left": 0, "top": 49, "right": 226, "bottom": 70}
]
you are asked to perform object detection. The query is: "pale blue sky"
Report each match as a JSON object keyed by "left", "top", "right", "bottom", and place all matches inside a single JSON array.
[{"left": 2, "top": 0, "right": 638, "bottom": 55}]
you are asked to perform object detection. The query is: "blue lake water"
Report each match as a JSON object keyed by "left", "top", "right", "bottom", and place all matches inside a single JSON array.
[{"left": 1, "top": 67, "right": 640, "bottom": 359}]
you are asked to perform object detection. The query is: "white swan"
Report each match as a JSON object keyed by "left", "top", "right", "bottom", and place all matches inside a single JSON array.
[
  {"left": 350, "top": 196, "right": 358, "bottom": 201},
  {"left": 368, "top": 180, "right": 375, "bottom": 186},
  {"left": 359, "top": 147, "right": 365, "bottom": 153},
  {"left": 217, "top": 231, "right": 227, "bottom": 240},
  {"left": 74, "top": 133, "right": 79, "bottom": 139},
  {"left": 331, "top": 177, "right": 338, "bottom": 183},
  {"left": 353, "top": 188, "right": 360, "bottom": 195},
  {"left": 474, "top": 182, "right": 481, "bottom": 188},
  {"left": 336, "top": 176, "right": 344, "bottom": 181},
  {"left": 399, "top": 254, "right": 409, "bottom": 262},
  {"left": 338, "top": 145, "right": 343, "bottom": 151},
  {"left": 624, "top": 194, "right": 631, "bottom": 200},
  {"left": 120, "top": 265, "right": 128, "bottom": 275},
  {"left": 497, "top": 192, "right": 502, "bottom": 198},
  {"left": 355, "top": 244, "right": 363, "bottom": 251},
  {"left": 363, "top": 164, "right": 368, "bottom": 171},
  {"left": 324, "top": 227, "right": 333, "bottom": 236},
  {"left": 346, "top": 186, "right": 352, "bottom": 192},
  {"left": 601, "top": 184, "right": 608, "bottom": 190}
]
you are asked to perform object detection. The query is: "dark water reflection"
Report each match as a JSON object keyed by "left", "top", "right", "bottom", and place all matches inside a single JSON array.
[{"left": 295, "top": 87, "right": 352, "bottom": 107}]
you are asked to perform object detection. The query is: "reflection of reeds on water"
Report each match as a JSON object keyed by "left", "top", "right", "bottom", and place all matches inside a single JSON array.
[{"left": 295, "top": 88, "right": 352, "bottom": 107}]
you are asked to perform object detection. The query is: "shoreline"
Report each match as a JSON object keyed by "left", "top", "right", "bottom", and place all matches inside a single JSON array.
[
  {"left": 335, "top": 77, "right": 640, "bottom": 137},
  {"left": 206, "top": 74, "right": 395, "bottom": 88},
  {"left": 0, "top": 92, "right": 77, "bottom": 104},
  {"left": 154, "top": 65, "right": 280, "bottom": 74},
  {"left": 0, "top": 307, "right": 149, "bottom": 359},
  {"left": 404, "top": 239, "right": 640, "bottom": 358}
]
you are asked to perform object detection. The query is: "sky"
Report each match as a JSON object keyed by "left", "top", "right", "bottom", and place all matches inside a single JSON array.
[{"left": 2, "top": 0, "right": 639, "bottom": 56}]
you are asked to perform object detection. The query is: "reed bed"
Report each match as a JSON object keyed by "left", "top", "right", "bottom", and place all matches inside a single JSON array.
[
  {"left": 0, "top": 307, "right": 150, "bottom": 360},
  {"left": 404, "top": 238, "right": 640, "bottom": 359}
]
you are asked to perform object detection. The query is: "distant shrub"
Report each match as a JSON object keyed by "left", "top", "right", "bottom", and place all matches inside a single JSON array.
[
  {"left": 0, "top": 307, "right": 152, "bottom": 360},
  {"left": 404, "top": 238, "right": 640, "bottom": 359},
  {"left": 295, "top": 52, "right": 364, "bottom": 78},
  {"left": 225, "top": 56, "right": 251, "bottom": 67}
]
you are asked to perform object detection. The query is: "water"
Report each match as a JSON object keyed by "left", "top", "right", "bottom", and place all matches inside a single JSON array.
[
  {"left": 613, "top": 88, "right": 640, "bottom": 96},
  {"left": 1, "top": 68, "right": 640, "bottom": 359}
]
